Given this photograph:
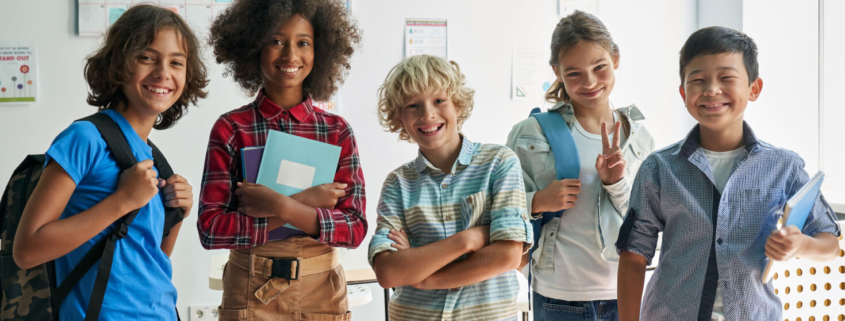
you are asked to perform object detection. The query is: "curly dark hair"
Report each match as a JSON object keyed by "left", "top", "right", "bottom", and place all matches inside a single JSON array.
[
  {"left": 84, "top": 4, "right": 209, "bottom": 130},
  {"left": 208, "top": 0, "right": 360, "bottom": 100}
]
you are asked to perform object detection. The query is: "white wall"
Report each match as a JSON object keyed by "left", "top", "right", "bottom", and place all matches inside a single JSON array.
[
  {"left": 742, "top": 0, "right": 820, "bottom": 176},
  {"left": 0, "top": 0, "right": 696, "bottom": 319}
]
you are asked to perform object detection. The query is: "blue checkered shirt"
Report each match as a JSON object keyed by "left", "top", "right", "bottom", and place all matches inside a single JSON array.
[{"left": 616, "top": 122, "right": 841, "bottom": 320}]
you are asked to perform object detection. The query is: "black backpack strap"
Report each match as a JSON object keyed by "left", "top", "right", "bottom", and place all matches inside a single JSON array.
[
  {"left": 148, "top": 140, "right": 185, "bottom": 237},
  {"left": 81, "top": 113, "right": 137, "bottom": 170}
]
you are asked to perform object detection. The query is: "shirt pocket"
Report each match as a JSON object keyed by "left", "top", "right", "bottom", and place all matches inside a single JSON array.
[
  {"left": 740, "top": 188, "right": 784, "bottom": 234},
  {"left": 624, "top": 139, "right": 649, "bottom": 177},
  {"left": 461, "top": 191, "right": 487, "bottom": 229},
  {"left": 514, "top": 136, "right": 550, "bottom": 176}
]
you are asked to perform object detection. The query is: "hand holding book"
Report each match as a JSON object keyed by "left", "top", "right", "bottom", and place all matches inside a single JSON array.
[{"left": 765, "top": 225, "right": 808, "bottom": 261}]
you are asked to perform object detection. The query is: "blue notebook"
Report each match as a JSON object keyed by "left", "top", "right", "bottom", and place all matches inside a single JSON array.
[
  {"left": 761, "top": 171, "right": 825, "bottom": 282},
  {"left": 256, "top": 130, "right": 342, "bottom": 231}
]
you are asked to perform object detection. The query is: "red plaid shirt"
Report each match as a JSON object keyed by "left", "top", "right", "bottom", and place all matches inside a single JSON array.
[{"left": 197, "top": 90, "right": 366, "bottom": 249}]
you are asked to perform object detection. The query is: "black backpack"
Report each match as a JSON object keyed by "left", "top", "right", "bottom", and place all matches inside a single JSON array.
[{"left": 0, "top": 113, "right": 184, "bottom": 321}]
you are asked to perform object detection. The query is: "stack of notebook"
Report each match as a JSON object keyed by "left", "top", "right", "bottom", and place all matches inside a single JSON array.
[{"left": 241, "top": 130, "right": 342, "bottom": 239}]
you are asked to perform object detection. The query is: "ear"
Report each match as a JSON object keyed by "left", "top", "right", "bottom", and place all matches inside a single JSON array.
[
  {"left": 748, "top": 77, "right": 763, "bottom": 101},
  {"left": 612, "top": 54, "right": 620, "bottom": 70},
  {"left": 551, "top": 64, "right": 563, "bottom": 82},
  {"left": 679, "top": 85, "right": 686, "bottom": 102}
]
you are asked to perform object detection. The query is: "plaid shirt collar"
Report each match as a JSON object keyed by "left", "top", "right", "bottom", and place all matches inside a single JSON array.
[
  {"left": 254, "top": 89, "right": 314, "bottom": 123},
  {"left": 413, "top": 135, "right": 475, "bottom": 174},
  {"left": 675, "top": 121, "right": 762, "bottom": 159}
]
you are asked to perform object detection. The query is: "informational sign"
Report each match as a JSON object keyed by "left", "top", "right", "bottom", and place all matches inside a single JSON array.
[
  {"left": 78, "top": 0, "right": 233, "bottom": 38},
  {"left": 0, "top": 40, "right": 37, "bottom": 104},
  {"left": 512, "top": 45, "right": 555, "bottom": 100},
  {"left": 559, "top": 0, "right": 598, "bottom": 16},
  {"left": 404, "top": 19, "right": 448, "bottom": 59}
]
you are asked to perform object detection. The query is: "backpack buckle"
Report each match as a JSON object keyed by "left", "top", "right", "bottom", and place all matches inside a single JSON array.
[{"left": 270, "top": 258, "right": 300, "bottom": 280}]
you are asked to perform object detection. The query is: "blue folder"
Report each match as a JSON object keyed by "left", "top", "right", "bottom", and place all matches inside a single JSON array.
[{"left": 761, "top": 171, "right": 825, "bottom": 282}]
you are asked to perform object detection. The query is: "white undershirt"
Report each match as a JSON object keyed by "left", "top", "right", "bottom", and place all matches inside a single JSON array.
[
  {"left": 700, "top": 146, "right": 745, "bottom": 317},
  {"left": 532, "top": 113, "right": 626, "bottom": 301}
]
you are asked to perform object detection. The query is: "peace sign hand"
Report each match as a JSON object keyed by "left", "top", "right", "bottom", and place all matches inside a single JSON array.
[{"left": 595, "top": 121, "right": 626, "bottom": 185}]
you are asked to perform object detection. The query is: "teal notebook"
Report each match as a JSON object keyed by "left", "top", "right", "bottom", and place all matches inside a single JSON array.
[{"left": 256, "top": 130, "right": 342, "bottom": 230}]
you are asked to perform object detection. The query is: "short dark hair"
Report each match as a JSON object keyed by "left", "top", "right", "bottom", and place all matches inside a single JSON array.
[
  {"left": 679, "top": 26, "right": 759, "bottom": 86},
  {"left": 84, "top": 4, "right": 209, "bottom": 130},
  {"left": 208, "top": 0, "right": 361, "bottom": 100}
]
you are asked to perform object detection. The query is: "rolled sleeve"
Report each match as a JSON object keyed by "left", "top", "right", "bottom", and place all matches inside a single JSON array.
[
  {"left": 789, "top": 164, "right": 841, "bottom": 237},
  {"left": 316, "top": 124, "right": 368, "bottom": 248},
  {"left": 616, "top": 156, "right": 662, "bottom": 265},
  {"left": 488, "top": 149, "right": 532, "bottom": 253},
  {"left": 505, "top": 120, "right": 543, "bottom": 219},
  {"left": 367, "top": 175, "right": 406, "bottom": 267}
]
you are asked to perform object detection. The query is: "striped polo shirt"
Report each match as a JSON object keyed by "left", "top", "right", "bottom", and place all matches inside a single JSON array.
[{"left": 368, "top": 136, "right": 532, "bottom": 321}]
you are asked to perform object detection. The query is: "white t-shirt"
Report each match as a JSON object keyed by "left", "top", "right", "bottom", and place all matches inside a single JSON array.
[
  {"left": 701, "top": 146, "right": 746, "bottom": 316},
  {"left": 532, "top": 113, "right": 626, "bottom": 301}
]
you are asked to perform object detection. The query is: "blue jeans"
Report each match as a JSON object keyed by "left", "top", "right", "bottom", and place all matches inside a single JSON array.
[{"left": 532, "top": 292, "right": 619, "bottom": 321}]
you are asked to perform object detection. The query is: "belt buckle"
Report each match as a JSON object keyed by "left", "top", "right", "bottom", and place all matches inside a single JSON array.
[{"left": 271, "top": 258, "right": 300, "bottom": 280}]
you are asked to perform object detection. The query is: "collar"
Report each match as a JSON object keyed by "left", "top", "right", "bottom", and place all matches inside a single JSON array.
[
  {"left": 547, "top": 101, "right": 646, "bottom": 139},
  {"left": 254, "top": 89, "right": 313, "bottom": 122},
  {"left": 676, "top": 121, "right": 760, "bottom": 158},
  {"left": 413, "top": 135, "right": 475, "bottom": 174}
]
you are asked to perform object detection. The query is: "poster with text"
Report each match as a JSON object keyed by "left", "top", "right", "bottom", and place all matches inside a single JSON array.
[
  {"left": 559, "top": 0, "right": 598, "bottom": 16},
  {"left": 78, "top": 0, "right": 232, "bottom": 38},
  {"left": 512, "top": 45, "right": 555, "bottom": 100},
  {"left": 404, "top": 19, "right": 447, "bottom": 59},
  {"left": 0, "top": 40, "right": 37, "bottom": 104}
]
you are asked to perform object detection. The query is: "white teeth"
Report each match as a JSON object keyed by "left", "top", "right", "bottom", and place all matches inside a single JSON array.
[
  {"left": 147, "top": 86, "right": 168, "bottom": 94},
  {"left": 420, "top": 125, "right": 439, "bottom": 133},
  {"left": 281, "top": 67, "right": 298, "bottom": 72}
]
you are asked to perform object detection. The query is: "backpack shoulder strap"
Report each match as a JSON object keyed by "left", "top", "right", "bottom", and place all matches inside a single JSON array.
[
  {"left": 147, "top": 140, "right": 185, "bottom": 237},
  {"left": 79, "top": 113, "right": 137, "bottom": 171},
  {"left": 530, "top": 111, "right": 580, "bottom": 180}
]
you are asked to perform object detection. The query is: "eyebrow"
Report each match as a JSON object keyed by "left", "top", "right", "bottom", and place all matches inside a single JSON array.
[
  {"left": 687, "top": 66, "right": 740, "bottom": 76},
  {"left": 144, "top": 47, "right": 187, "bottom": 58},
  {"left": 563, "top": 58, "right": 608, "bottom": 72},
  {"left": 274, "top": 32, "right": 314, "bottom": 39}
]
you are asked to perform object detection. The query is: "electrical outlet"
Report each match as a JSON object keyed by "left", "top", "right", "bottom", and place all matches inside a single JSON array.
[{"left": 189, "top": 305, "right": 219, "bottom": 321}]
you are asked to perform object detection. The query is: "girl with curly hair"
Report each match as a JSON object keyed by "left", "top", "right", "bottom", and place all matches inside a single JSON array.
[
  {"left": 13, "top": 4, "right": 207, "bottom": 320},
  {"left": 197, "top": 0, "right": 363, "bottom": 320}
]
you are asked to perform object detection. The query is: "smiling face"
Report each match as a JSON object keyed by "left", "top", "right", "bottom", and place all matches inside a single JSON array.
[
  {"left": 680, "top": 52, "right": 762, "bottom": 133},
  {"left": 260, "top": 15, "right": 315, "bottom": 98},
  {"left": 552, "top": 40, "right": 618, "bottom": 110},
  {"left": 399, "top": 90, "right": 462, "bottom": 157},
  {"left": 122, "top": 28, "right": 187, "bottom": 117}
]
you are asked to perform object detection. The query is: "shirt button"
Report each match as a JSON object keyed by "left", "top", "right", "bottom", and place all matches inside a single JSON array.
[
  {"left": 717, "top": 238, "right": 723, "bottom": 245},
  {"left": 530, "top": 145, "right": 535, "bottom": 150},
  {"left": 445, "top": 216, "right": 452, "bottom": 222},
  {"left": 549, "top": 233, "right": 555, "bottom": 237},
  {"left": 281, "top": 111, "right": 288, "bottom": 116},
  {"left": 450, "top": 287, "right": 459, "bottom": 292},
  {"left": 442, "top": 184, "right": 448, "bottom": 189}
]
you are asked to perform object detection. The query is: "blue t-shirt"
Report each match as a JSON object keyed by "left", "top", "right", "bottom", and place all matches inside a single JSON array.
[{"left": 45, "top": 109, "right": 177, "bottom": 321}]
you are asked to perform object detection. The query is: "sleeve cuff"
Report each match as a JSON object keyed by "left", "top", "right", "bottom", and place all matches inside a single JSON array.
[
  {"left": 316, "top": 207, "right": 349, "bottom": 245},
  {"left": 526, "top": 191, "right": 542, "bottom": 219},
  {"left": 602, "top": 176, "right": 629, "bottom": 197},
  {"left": 367, "top": 240, "right": 397, "bottom": 267}
]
